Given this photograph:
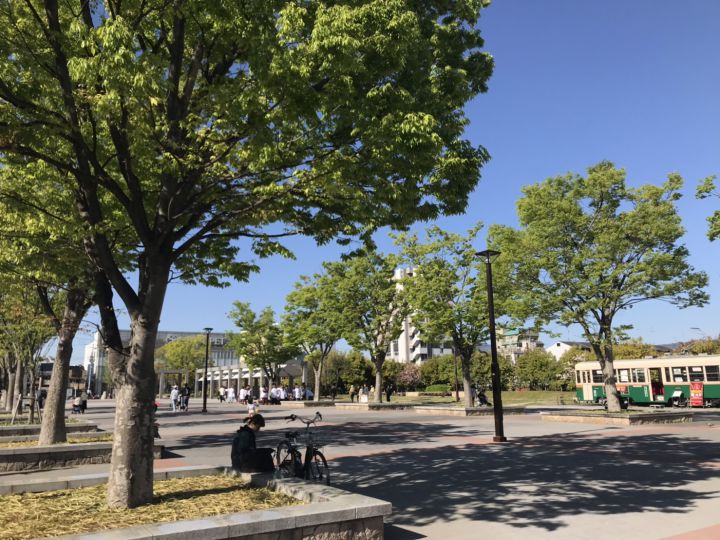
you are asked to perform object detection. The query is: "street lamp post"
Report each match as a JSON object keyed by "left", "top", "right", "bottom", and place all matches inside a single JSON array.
[
  {"left": 202, "top": 327, "right": 213, "bottom": 413},
  {"left": 477, "top": 249, "right": 506, "bottom": 443}
]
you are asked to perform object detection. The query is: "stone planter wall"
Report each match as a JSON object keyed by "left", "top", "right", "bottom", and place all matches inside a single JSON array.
[
  {"left": 0, "top": 442, "right": 164, "bottom": 472},
  {"left": 541, "top": 411, "right": 693, "bottom": 425},
  {"left": 0, "top": 421, "right": 98, "bottom": 438}
]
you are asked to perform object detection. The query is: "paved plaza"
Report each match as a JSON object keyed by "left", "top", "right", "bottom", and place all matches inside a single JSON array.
[{"left": 4, "top": 399, "right": 720, "bottom": 540}]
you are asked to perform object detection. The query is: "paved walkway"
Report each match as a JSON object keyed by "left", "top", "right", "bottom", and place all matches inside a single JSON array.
[{"left": 3, "top": 399, "right": 720, "bottom": 539}]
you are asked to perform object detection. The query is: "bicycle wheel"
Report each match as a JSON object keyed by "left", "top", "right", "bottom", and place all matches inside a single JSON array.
[
  {"left": 309, "top": 450, "right": 329, "bottom": 485},
  {"left": 276, "top": 441, "right": 297, "bottom": 478}
]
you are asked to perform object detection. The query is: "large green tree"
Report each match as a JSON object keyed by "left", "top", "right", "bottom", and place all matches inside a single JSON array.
[
  {"left": 326, "top": 251, "right": 408, "bottom": 403},
  {"left": 696, "top": 176, "right": 720, "bottom": 241},
  {"left": 155, "top": 335, "right": 208, "bottom": 387},
  {"left": 0, "top": 0, "right": 492, "bottom": 507},
  {"left": 228, "top": 303, "right": 298, "bottom": 384},
  {"left": 283, "top": 273, "right": 343, "bottom": 401},
  {"left": 490, "top": 162, "right": 708, "bottom": 411},
  {"left": 396, "top": 224, "right": 510, "bottom": 408}
]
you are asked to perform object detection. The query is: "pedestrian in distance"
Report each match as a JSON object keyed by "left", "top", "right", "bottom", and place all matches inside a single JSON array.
[
  {"left": 385, "top": 384, "right": 393, "bottom": 402},
  {"left": 170, "top": 385, "right": 179, "bottom": 412},
  {"left": 80, "top": 390, "right": 88, "bottom": 413},
  {"left": 349, "top": 384, "right": 357, "bottom": 403}
]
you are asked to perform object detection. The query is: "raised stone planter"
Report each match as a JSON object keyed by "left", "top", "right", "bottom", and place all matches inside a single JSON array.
[
  {"left": 0, "top": 441, "right": 164, "bottom": 472},
  {"left": 413, "top": 405, "right": 528, "bottom": 416},
  {"left": 541, "top": 411, "right": 693, "bottom": 425},
  {"left": 280, "top": 400, "right": 337, "bottom": 408},
  {"left": 0, "top": 421, "right": 98, "bottom": 438},
  {"left": 0, "top": 430, "right": 110, "bottom": 444},
  {"left": 334, "top": 402, "right": 415, "bottom": 411},
  {"left": 2, "top": 466, "right": 392, "bottom": 540}
]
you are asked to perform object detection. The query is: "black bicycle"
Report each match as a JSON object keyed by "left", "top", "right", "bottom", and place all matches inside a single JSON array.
[{"left": 276, "top": 412, "right": 329, "bottom": 484}]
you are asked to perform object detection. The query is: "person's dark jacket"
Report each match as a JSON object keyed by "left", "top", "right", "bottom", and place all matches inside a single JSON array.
[{"left": 231, "top": 426, "right": 274, "bottom": 472}]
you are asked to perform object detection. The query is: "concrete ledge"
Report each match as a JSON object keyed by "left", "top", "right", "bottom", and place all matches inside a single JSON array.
[
  {"left": 22, "top": 467, "right": 391, "bottom": 540},
  {"left": 334, "top": 402, "right": 415, "bottom": 411},
  {"left": 279, "top": 400, "right": 336, "bottom": 408},
  {"left": 412, "top": 405, "right": 528, "bottom": 416},
  {"left": 0, "top": 421, "right": 98, "bottom": 438},
  {"left": 0, "top": 442, "right": 164, "bottom": 472},
  {"left": 541, "top": 411, "right": 694, "bottom": 425},
  {"left": 0, "top": 430, "right": 111, "bottom": 444}
]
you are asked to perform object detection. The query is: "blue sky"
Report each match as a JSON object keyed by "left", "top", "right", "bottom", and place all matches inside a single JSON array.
[{"left": 71, "top": 0, "right": 720, "bottom": 362}]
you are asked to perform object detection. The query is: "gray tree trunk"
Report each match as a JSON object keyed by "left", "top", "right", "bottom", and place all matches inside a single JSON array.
[
  {"left": 373, "top": 357, "right": 384, "bottom": 403},
  {"left": 39, "top": 289, "right": 89, "bottom": 445},
  {"left": 461, "top": 354, "right": 473, "bottom": 409},
  {"left": 106, "top": 325, "right": 157, "bottom": 508},
  {"left": 5, "top": 369, "right": 15, "bottom": 412},
  {"left": 13, "top": 360, "right": 23, "bottom": 413},
  {"left": 313, "top": 361, "right": 323, "bottom": 402}
]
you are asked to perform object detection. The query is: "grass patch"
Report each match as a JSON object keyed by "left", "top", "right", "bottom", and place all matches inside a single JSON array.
[
  {"left": 0, "top": 475, "right": 301, "bottom": 540},
  {"left": 0, "top": 434, "right": 114, "bottom": 449}
]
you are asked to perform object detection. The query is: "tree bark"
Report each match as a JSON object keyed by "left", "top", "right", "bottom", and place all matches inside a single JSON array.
[
  {"left": 313, "top": 359, "right": 324, "bottom": 402},
  {"left": 5, "top": 369, "right": 14, "bottom": 412},
  {"left": 106, "top": 321, "right": 158, "bottom": 508},
  {"left": 39, "top": 288, "right": 90, "bottom": 445},
  {"left": 461, "top": 354, "right": 473, "bottom": 409},
  {"left": 13, "top": 360, "right": 23, "bottom": 413},
  {"left": 373, "top": 355, "right": 384, "bottom": 403}
]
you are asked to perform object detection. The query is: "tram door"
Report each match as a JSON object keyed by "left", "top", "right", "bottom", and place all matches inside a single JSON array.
[{"left": 649, "top": 368, "right": 664, "bottom": 401}]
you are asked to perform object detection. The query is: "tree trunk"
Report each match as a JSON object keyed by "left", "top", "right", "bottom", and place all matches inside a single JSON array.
[
  {"left": 106, "top": 322, "right": 158, "bottom": 508},
  {"left": 13, "top": 360, "right": 23, "bottom": 413},
  {"left": 39, "top": 289, "right": 90, "bottom": 445},
  {"left": 5, "top": 369, "right": 15, "bottom": 412},
  {"left": 373, "top": 356, "right": 384, "bottom": 403},
  {"left": 313, "top": 359, "right": 324, "bottom": 402},
  {"left": 460, "top": 354, "right": 473, "bottom": 409}
]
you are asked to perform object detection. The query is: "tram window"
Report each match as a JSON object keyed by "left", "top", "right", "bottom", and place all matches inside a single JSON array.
[
  {"left": 592, "top": 370, "right": 603, "bottom": 383},
  {"left": 705, "top": 366, "right": 720, "bottom": 382},
  {"left": 665, "top": 367, "right": 671, "bottom": 382},
  {"left": 575, "top": 371, "right": 580, "bottom": 383},
  {"left": 631, "top": 368, "right": 646, "bottom": 383},
  {"left": 689, "top": 367, "right": 704, "bottom": 382},
  {"left": 583, "top": 371, "right": 588, "bottom": 383},
  {"left": 671, "top": 367, "right": 687, "bottom": 382},
  {"left": 618, "top": 369, "right": 630, "bottom": 383}
]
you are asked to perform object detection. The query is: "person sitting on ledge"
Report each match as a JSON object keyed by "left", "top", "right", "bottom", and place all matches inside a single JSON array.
[{"left": 231, "top": 414, "right": 275, "bottom": 473}]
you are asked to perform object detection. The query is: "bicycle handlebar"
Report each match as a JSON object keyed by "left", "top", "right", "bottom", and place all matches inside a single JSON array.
[{"left": 284, "top": 411, "right": 323, "bottom": 425}]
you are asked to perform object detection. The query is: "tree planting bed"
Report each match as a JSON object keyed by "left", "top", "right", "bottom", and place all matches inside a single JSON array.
[
  {"left": 413, "top": 405, "right": 529, "bottom": 416},
  {"left": 0, "top": 466, "right": 391, "bottom": 540}
]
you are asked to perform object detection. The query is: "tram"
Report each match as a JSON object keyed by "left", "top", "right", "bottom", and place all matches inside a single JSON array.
[{"left": 574, "top": 355, "right": 720, "bottom": 407}]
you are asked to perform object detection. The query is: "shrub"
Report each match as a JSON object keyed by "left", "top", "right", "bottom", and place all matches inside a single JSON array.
[{"left": 425, "top": 383, "right": 451, "bottom": 393}]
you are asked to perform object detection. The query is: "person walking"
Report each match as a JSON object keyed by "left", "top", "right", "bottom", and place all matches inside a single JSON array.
[
  {"left": 181, "top": 385, "right": 191, "bottom": 411},
  {"left": 349, "top": 384, "right": 357, "bottom": 403},
  {"left": 227, "top": 386, "right": 236, "bottom": 403},
  {"left": 80, "top": 390, "right": 88, "bottom": 413},
  {"left": 170, "top": 385, "right": 179, "bottom": 412},
  {"left": 385, "top": 384, "right": 393, "bottom": 402}
]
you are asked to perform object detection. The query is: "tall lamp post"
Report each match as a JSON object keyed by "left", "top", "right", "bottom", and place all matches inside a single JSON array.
[
  {"left": 477, "top": 249, "right": 506, "bottom": 442},
  {"left": 202, "top": 327, "right": 213, "bottom": 413}
]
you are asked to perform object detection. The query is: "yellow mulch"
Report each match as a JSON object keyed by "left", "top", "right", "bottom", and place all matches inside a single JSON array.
[
  {"left": 0, "top": 434, "right": 114, "bottom": 449},
  {"left": 0, "top": 475, "right": 301, "bottom": 540}
]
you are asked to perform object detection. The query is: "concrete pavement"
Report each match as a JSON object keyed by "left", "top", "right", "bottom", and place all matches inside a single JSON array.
[{"left": 3, "top": 398, "right": 720, "bottom": 539}]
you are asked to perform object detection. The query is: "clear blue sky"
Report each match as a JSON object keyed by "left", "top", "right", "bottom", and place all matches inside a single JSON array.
[{"left": 71, "top": 0, "right": 720, "bottom": 362}]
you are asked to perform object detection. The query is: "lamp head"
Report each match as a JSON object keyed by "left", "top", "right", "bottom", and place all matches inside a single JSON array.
[
  {"left": 476, "top": 249, "right": 501, "bottom": 263},
  {"left": 203, "top": 327, "right": 213, "bottom": 334}
]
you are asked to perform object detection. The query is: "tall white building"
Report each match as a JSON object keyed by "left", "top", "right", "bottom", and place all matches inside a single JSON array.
[
  {"left": 497, "top": 328, "right": 544, "bottom": 364},
  {"left": 386, "top": 268, "right": 455, "bottom": 364}
]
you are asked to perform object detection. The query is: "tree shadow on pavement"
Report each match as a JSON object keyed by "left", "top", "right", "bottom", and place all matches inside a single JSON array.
[
  {"left": 329, "top": 432, "right": 720, "bottom": 533},
  {"left": 312, "top": 422, "right": 482, "bottom": 447}
]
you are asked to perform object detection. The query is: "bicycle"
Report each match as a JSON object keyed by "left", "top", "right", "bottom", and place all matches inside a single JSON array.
[{"left": 276, "top": 412, "right": 329, "bottom": 484}]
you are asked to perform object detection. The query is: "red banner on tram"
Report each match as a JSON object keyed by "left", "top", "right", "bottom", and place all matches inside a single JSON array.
[{"left": 690, "top": 382, "right": 704, "bottom": 407}]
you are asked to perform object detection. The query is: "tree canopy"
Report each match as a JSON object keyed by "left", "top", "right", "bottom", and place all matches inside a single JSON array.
[{"left": 489, "top": 161, "right": 708, "bottom": 411}]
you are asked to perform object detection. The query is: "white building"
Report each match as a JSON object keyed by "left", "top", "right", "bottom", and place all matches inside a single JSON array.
[
  {"left": 545, "top": 340, "right": 592, "bottom": 361},
  {"left": 498, "top": 328, "right": 544, "bottom": 364},
  {"left": 83, "top": 329, "right": 304, "bottom": 396},
  {"left": 386, "top": 268, "right": 455, "bottom": 364}
]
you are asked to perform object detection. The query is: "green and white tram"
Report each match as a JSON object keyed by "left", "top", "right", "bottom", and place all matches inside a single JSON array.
[{"left": 575, "top": 355, "right": 720, "bottom": 407}]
